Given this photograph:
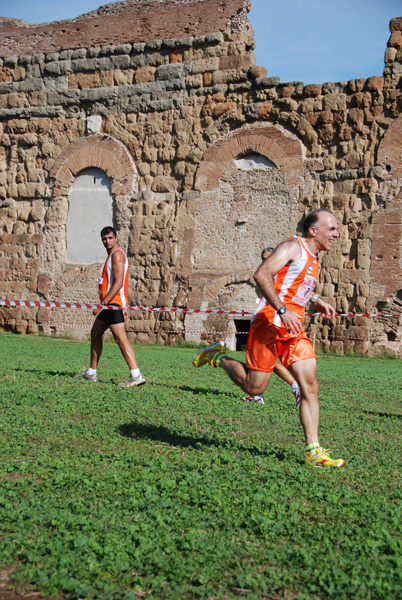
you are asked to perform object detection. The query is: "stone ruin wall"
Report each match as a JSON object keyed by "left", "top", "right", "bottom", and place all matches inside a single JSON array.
[{"left": 0, "top": 0, "right": 401, "bottom": 355}]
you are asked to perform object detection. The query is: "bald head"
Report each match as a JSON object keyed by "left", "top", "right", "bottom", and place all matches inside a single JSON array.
[{"left": 302, "top": 209, "right": 335, "bottom": 236}]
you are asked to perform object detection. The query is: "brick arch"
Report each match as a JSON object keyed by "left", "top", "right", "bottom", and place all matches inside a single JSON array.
[
  {"left": 377, "top": 114, "right": 402, "bottom": 179},
  {"left": 195, "top": 124, "right": 305, "bottom": 192},
  {"left": 50, "top": 134, "right": 138, "bottom": 197}
]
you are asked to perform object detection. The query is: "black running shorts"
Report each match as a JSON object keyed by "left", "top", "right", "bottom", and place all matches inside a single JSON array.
[{"left": 96, "top": 304, "right": 125, "bottom": 326}]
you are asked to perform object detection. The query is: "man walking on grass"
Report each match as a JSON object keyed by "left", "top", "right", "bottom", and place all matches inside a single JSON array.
[
  {"left": 74, "top": 226, "right": 145, "bottom": 388},
  {"left": 192, "top": 209, "right": 345, "bottom": 468}
]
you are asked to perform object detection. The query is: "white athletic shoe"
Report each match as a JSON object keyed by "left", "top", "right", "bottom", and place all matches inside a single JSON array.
[
  {"left": 292, "top": 382, "right": 301, "bottom": 408},
  {"left": 117, "top": 374, "right": 146, "bottom": 388},
  {"left": 241, "top": 394, "right": 265, "bottom": 405},
  {"left": 74, "top": 369, "right": 97, "bottom": 382}
]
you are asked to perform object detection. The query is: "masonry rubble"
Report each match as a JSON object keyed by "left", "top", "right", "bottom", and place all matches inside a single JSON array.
[{"left": 0, "top": 0, "right": 401, "bottom": 355}]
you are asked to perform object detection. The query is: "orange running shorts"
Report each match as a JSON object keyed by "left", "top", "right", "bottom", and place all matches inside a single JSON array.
[{"left": 246, "top": 315, "right": 316, "bottom": 373}]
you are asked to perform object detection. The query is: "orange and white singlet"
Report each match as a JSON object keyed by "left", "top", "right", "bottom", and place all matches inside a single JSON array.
[
  {"left": 98, "top": 247, "right": 128, "bottom": 307},
  {"left": 254, "top": 236, "right": 319, "bottom": 328}
]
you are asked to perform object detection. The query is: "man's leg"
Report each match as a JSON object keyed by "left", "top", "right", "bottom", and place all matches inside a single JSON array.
[
  {"left": 273, "top": 360, "right": 300, "bottom": 407},
  {"left": 192, "top": 342, "right": 272, "bottom": 395},
  {"left": 109, "top": 322, "right": 138, "bottom": 370},
  {"left": 218, "top": 355, "right": 272, "bottom": 396},
  {"left": 193, "top": 343, "right": 271, "bottom": 402},
  {"left": 273, "top": 361, "right": 294, "bottom": 386},
  {"left": 89, "top": 318, "right": 109, "bottom": 370},
  {"left": 110, "top": 322, "right": 145, "bottom": 388},
  {"left": 287, "top": 358, "right": 319, "bottom": 446},
  {"left": 74, "top": 317, "right": 108, "bottom": 381},
  {"left": 289, "top": 357, "right": 345, "bottom": 467}
]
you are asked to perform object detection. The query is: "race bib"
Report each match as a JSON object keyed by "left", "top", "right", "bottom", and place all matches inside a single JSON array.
[{"left": 292, "top": 275, "right": 317, "bottom": 306}]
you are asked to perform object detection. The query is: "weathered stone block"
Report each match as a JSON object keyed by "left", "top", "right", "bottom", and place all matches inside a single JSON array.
[
  {"left": 96, "top": 57, "right": 113, "bottom": 70},
  {"left": 213, "top": 102, "right": 237, "bottom": 117},
  {"left": 44, "top": 60, "right": 72, "bottom": 76},
  {"left": 186, "top": 73, "right": 203, "bottom": 88},
  {"left": 151, "top": 177, "right": 177, "bottom": 193},
  {"left": 12, "top": 222, "right": 27, "bottom": 234},
  {"left": 31, "top": 206, "right": 46, "bottom": 221},
  {"left": 322, "top": 283, "right": 335, "bottom": 297},
  {"left": 322, "top": 93, "right": 346, "bottom": 110},
  {"left": 114, "top": 69, "right": 134, "bottom": 86},
  {"left": 365, "top": 76, "right": 384, "bottom": 91},
  {"left": 69, "top": 70, "right": 114, "bottom": 89},
  {"left": 191, "top": 57, "right": 219, "bottom": 75},
  {"left": 7, "top": 93, "right": 27, "bottom": 109},
  {"left": 44, "top": 76, "right": 70, "bottom": 92},
  {"left": 157, "top": 63, "right": 186, "bottom": 80},
  {"left": 219, "top": 54, "right": 251, "bottom": 70},
  {"left": 111, "top": 55, "right": 130, "bottom": 69},
  {"left": 0, "top": 67, "right": 12, "bottom": 82},
  {"left": 70, "top": 58, "right": 97, "bottom": 73},
  {"left": 320, "top": 254, "right": 342, "bottom": 269},
  {"left": 248, "top": 65, "right": 267, "bottom": 80},
  {"left": 212, "top": 68, "right": 247, "bottom": 85},
  {"left": 304, "top": 84, "right": 322, "bottom": 97},
  {"left": 337, "top": 282, "right": 354, "bottom": 297},
  {"left": 134, "top": 66, "right": 157, "bottom": 84},
  {"left": 169, "top": 50, "right": 183, "bottom": 63},
  {"left": 339, "top": 269, "right": 369, "bottom": 285},
  {"left": 354, "top": 178, "right": 378, "bottom": 193}
]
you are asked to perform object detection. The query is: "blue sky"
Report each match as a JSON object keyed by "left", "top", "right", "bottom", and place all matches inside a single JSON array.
[{"left": 0, "top": 0, "right": 400, "bottom": 85}]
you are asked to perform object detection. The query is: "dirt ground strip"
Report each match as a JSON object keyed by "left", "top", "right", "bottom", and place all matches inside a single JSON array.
[{"left": 0, "top": 565, "right": 66, "bottom": 600}]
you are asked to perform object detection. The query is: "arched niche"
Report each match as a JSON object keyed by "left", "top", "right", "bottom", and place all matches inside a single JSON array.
[
  {"left": 195, "top": 123, "right": 305, "bottom": 193},
  {"left": 192, "top": 124, "right": 305, "bottom": 275},
  {"left": 186, "top": 124, "right": 306, "bottom": 346},
  {"left": 66, "top": 168, "right": 113, "bottom": 264},
  {"left": 42, "top": 134, "right": 138, "bottom": 297}
]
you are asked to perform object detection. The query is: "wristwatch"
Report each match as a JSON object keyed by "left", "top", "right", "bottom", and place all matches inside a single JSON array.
[
  {"left": 311, "top": 293, "right": 321, "bottom": 303},
  {"left": 277, "top": 306, "right": 287, "bottom": 316}
]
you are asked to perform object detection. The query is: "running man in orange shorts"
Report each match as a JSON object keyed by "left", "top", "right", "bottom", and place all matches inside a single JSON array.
[
  {"left": 241, "top": 246, "right": 301, "bottom": 407},
  {"left": 192, "top": 209, "right": 346, "bottom": 468}
]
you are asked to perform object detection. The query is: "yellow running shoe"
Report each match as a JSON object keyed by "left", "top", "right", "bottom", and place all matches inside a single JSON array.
[
  {"left": 192, "top": 341, "right": 226, "bottom": 368},
  {"left": 304, "top": 447, "right": 346, "bottom": 468}
]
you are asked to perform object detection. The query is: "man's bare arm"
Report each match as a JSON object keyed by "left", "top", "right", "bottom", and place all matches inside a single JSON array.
[
  {"left": 314, "top": 297, "right": 336, "bottom": 318},
  {"left": 102, "top": 250, "right": 125, "bottom": 305},
  {"left": 93, "top": 251, "right": 126, "bottom": 316}
]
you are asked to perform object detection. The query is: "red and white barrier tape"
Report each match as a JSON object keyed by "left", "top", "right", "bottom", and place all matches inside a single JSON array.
[
  {"left": 5, "top": 322, "right": 230, "bottom": 335},
  {"left": 0, "top": 299, "right": 251, "bottom": 316},
  {"left": 1, "top": 321, "right": 393, "bottom": 343},
  {"left": 0, "top": 299, "right": 401, "bottom": 318}
]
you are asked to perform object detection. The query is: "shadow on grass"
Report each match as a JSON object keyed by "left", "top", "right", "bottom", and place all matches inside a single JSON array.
[
  {"left": 13, "top": 367, "right": 120, "bottom": 384},
  {"left": 117, "top": 421, "right": 291, "bottom": 461},
  {"left": 151, "top": 381, "right": 234, "bottom": 398},
  {"left": 14, "top": 366, "right": 76, "bottom": 378},
  {"left": 362, "top": 409, "right": 402, "bottom": 419}
]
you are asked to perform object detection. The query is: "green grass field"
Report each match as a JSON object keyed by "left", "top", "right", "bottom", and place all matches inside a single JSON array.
[{"left": 0, "top": 332, "right": 401, "bottom": 600}]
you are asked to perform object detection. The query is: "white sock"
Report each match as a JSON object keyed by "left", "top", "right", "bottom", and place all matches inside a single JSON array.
[
  {"left": 87, "top": 367, "right": 96, "bottom": 376},
  {"left": 130, "top": 369, "right": 141, "bottom": 378},
  {"left": 291, "top": 381, "right": 300, "bottom": 392}
]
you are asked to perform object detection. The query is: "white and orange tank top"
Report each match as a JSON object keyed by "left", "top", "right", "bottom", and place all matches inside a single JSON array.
[
  {"left": 254, "top": 236, "right": 319, "bottom": 328},
  {"left": 98, "top": 247, "right": 128, "bottom": 307}
]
